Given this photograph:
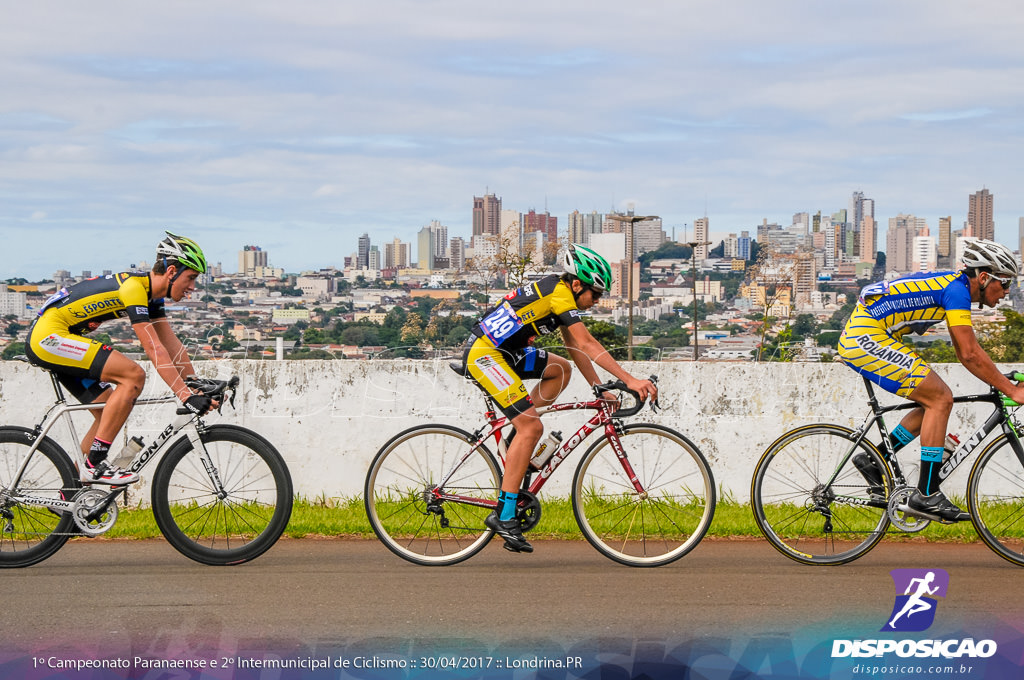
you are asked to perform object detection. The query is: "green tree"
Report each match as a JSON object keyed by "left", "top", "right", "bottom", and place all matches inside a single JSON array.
[{"left": 2, "top": 342, "right": 26, "bottom": 360}]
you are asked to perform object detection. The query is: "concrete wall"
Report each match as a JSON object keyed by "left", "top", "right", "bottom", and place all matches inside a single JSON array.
[{"left": 0, "top": 359, "right": 1009, "bottom": 505}]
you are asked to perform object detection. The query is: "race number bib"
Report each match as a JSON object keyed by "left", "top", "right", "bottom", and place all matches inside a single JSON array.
[{"left": 480, "top": 301, "right": 523, "bottom": 346}]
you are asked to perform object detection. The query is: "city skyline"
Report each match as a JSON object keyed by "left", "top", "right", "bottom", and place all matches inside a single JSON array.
[{"left": 4, "top": 2, "right": 1024, "bottom": 279}]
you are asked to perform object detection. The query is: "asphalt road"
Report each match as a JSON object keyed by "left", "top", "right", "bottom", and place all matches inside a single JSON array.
[{"left": 3, "top": 536, "right": 1022, "bottom": 658}]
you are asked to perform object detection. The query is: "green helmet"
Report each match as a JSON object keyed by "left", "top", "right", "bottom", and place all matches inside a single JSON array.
[
  {"left": 563, "top": 244, "right": 613, "bottom": 292},
  {"left": 156, "top": 231, "right": 207, "bottom": 273}
]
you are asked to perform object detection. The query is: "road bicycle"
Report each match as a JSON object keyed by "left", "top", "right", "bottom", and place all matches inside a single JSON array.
[
  {"left": 751, "top": 373, "right": 1024, "bottom": 566},
  {"left": 364, "top": 371, "right": 716, "bottom": 567},
  {"left": 0, "top": 367, "right": 293, "bottom": 567}
]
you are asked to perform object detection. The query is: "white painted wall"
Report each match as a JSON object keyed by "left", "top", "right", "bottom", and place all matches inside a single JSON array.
[{"left": 0, "top": 360, "right": 1011, "bottom": 505}]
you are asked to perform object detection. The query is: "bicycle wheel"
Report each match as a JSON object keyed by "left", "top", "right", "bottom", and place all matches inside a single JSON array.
[
  {"left": 365, "top": 424, "right": 501, "bottom": 566},
  {"left": 752, "top": 424, "right": 891, "bottom": 565},
  {"left": 0, "top": 426, "right": 79, "bottom": 568},
  {"left": 151, "top": 425, "right": 293, "bottom": 566},
  {"left": 572, "top": 424, "right": 715, "bottom": 567},
  {"left": 969, "top": 433, "right": 1024, "bottom": 567}
]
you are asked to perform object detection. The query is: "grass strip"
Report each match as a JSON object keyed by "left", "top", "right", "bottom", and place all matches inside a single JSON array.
[{"left": 99, "top": 495, "right": 985, "bottom": 542}]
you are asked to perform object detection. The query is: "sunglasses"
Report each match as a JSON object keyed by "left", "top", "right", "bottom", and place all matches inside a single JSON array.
[
  {"left": 586, "top": 285, "right": 603, "bottom": 300},
  {"left": 988, "top": 273, "right": 1013, "bottom": 290}
]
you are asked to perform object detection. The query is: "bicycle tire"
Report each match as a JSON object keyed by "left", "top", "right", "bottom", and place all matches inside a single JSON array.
[
  {"left": 969, "top": 433, "right": 1024, "bottom": 567},
  {"left": 151, "top": 425, "right": 293, "bottom": 566},
  {"left": 0, "top": 426, "right": 79, "bottom": 568},
  {"left": 751, "top": 423, "right": 891, "bottom": 566},
  {"left": 365, "top": 424, "right": 501, "bottom": 566},
  {"left": 571, "top": 423, "right": 716, "bottom": 567}
]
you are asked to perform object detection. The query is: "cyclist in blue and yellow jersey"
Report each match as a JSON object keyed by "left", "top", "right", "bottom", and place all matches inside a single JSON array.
[
  {"left": 459, "top": 244, "right": 658, "bottom": 553},
  {"left": 838, "top": 238, "right": 1024, "bottom": 522},
  {"left": 25, "top": 232, "right": 217, "bottom": 485}
]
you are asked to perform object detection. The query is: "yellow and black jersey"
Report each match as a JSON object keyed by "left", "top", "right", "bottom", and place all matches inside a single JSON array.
[
  {"left": 857, "top": 271, "right": 972, "bottom": 339},
  {"left": 37, "top": 272, "right": 166, "bottom": 334},
  {"left": 472, "top": 274, "right": 583, "bottom": 350}
]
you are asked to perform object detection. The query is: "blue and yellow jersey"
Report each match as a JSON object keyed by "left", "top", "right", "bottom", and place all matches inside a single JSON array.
[
  {"left": 37, "top": 272, "right": 166, "bottom": 334},
  {"left": 857, "top": 271, "right": 972, "bottom": 339},
  {"left": 472, "top": 274, "right": 583, "bottom": 350}
]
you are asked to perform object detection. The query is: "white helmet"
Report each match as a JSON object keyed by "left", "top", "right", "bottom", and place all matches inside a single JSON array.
[{"left": 962, "top": 239, "right": 1020, "bottom": 278}]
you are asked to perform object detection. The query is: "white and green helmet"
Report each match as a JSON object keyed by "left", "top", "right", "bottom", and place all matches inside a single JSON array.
[
  {"left": 563, "top": 244, "right": 613, "bottom": 292},
  {"left": 156, "top": 231, "right": 207, "bottom": 274}
]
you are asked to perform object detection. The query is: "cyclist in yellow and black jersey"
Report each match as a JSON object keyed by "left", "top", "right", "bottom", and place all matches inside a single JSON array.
[
  {"left": 459, "top": 244, "right": 658, "bottom": 553},
  {"left": 25, "top": 232, "right": 217, "bottom": 485}
]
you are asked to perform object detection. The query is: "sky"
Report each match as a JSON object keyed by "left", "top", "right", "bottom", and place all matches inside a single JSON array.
[{"left": 3, "top": 0, "right": 1024, "bottom": 280}]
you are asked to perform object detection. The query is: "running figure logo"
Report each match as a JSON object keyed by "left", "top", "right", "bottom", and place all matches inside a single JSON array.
[{"left": 882, "top": 568, "right": 949, "bottom": 632}]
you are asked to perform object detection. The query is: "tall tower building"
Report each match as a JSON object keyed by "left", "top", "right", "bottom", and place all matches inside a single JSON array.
[
  {"left": 694, "top": 217, "right": 709, "bottom": 263},
  {"left": 384, "top": 238, "right": 410, "bottom": 270},
  {"left": 886, "top": 215, "right": 920, "bottom": 273},
  {"left": 473, "top": 193, "right": 502, "bottom": 236},
  {"left": 968, "top": 188, "right": 994, "bottom": 241},
  {"left": 238, "top": 245, "right": 268, "bottom": 277},
  {"left": 357, "top": 233, "right": 371, "bottom": 269},
  {"left": 568, "top": 210, "right": 586, "bottom": 245}
]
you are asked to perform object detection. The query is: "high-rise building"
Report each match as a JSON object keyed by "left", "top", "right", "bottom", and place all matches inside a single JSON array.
[
  {"left": 968, "top": 188, "right": 994, "bottom": 241},
  {"left": 449, "top": 237, "right": 466, "bottom": 272},
  {"left": 887, "top": 215, "right": 924, "bottom": 273},
  {"left": 738, "top": 231, "right": 752, "bottom": 260},
  {"left": 368, "top": 245, "right": 380, "bottom": 271},
  {"left": 417, "top": 226, "right": 435, "bottom": 270},
  {"left": 524, "top": 209, "right": 557, "bottom": 245},
  {"left": 567, "top": 210, "right": 586, "bottom": 245},
  {"left": 357, "top": 233, "right": 372, "bottom": 269},
  {"left": 694, "top": 217, "right": 709, "bottom": 263},
  {"left": 238, "top": 245, "right": 268, "bottom": 276},
  {"left": 473, "top": 193, "right": 502, "bottom": 236},
  {"left": 583, "top": 211, "right": 603, "bottom": 244},
  {"left": 384, "top": 238, "right": 411, "bottom": 270},
  {"left": 859, "top": 216, "right": 876, "bottom": 263},
  {"left": 913, "top": 236, "right": 937, "bottom": 272},
  {"left": 426, "top": 220, "right": 448, "bottom": 259},
  {"left": 938, "top": 217, "right": 952, "bottom": 258}
]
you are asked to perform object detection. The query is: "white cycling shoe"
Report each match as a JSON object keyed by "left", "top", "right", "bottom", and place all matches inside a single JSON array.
[{"left": 81, "top": 460, "right": 139, "bottom": 485}]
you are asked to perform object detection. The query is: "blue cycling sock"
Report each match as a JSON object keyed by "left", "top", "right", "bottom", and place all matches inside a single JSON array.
[
  {"left": 892, "top": 424, "right": 915, "bottom": 449},
  {"left": 498, "top": 491, "right": 518, "bottom": 521},
  {"left": 919, "top": 446, "right": 944, "bottom": 495}
]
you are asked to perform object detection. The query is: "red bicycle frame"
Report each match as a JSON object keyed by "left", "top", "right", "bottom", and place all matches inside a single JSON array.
[{"left": 429, "top": 392, "right": 647, "bottom": 509}]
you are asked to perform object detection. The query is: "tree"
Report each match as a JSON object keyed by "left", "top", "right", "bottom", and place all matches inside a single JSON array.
[
  {"left": 746, "top": 246, "right": 797, "bottom": 361},
  {"left": 1, "top": 342, "right": 25, "bottom": 360}
]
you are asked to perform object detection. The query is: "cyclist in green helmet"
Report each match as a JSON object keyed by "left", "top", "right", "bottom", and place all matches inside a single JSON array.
[
  {"left": 25, "top": 231, "right": 216, "bottom": 485},
  {"left": 457, "top": 243, "right": 658, "bottom": 553}
]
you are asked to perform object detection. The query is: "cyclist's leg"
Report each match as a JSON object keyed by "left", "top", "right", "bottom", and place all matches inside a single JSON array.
[
  {"left": 905, "top": 371, "right": 954, "bottom": 495},
  {"left": 93, "top": 351, "right": 146, "bottom": 445},
  {"left": 530, "top": 352, "right": 572, "bottom": 408}
]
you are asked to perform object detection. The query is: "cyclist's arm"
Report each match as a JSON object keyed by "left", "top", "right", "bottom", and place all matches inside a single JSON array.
[
  {"left": 948, "top": 324, "right": 1024, "bottom": 402},
  {"left": 132, "top": 319, "right": 194, "bottom": 402},
  {"left": 559, "top": 323, "right": 657, "bottom": 401}
]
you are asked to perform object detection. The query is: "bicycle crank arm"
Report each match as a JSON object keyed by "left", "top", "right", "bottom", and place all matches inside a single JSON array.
[{"left": 893, "top": 502, "right": 959, "bottom": 525}]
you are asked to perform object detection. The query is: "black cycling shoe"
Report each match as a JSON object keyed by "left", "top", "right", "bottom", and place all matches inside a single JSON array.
[
  {"left": 852, "top": 453, "right": 885, "bottom": 496},
  {"left": 907, "top": 490, "right": 970, "bottom": 523},
  {"left": 485, "top": 511, "right": 533, "bottom": 553}
]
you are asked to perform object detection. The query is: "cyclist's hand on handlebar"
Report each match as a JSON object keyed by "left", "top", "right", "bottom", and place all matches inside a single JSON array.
[
  {"left": 625, "top": 376, "right": 658, "bottom": 405},
  {"left": 1005, "top": 383, "right": 1024, "bottom": 407},
  {"left": 183, "top": 393, "right": 215, "bottom": 416}
]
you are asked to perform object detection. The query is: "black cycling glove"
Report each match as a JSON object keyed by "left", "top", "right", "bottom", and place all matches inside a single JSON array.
[{"left": 184, "top": 393, "right": 213, "bottom": 415}]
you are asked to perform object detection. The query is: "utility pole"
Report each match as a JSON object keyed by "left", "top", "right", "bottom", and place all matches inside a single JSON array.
[
  {"left": 684, "top": 241, "right": 712, "bottom": 361},
  {"left": 607, "top": 214, "right": 658, "bottom": 361}
]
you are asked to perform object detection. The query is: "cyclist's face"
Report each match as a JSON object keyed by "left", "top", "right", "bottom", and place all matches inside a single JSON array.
[
  {"left": 982, "top": 272, "right": 1010, "bottom": 305},
  {"left": 572, "top": 280, "right": 600, "bottom": 309},
  {"left": 170, "top": 269, "right": 201, "bottom": 300}
]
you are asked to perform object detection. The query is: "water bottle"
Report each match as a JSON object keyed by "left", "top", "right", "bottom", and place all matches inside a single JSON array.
[
  {"left": 112, "top": 436, "right": 145, "bottom": 467},
  {"left": 529, "top": 431, "right": 563, "bottom": 470},
  {"left": 942, "top": 433, "right": 960, "bottom": 463}
]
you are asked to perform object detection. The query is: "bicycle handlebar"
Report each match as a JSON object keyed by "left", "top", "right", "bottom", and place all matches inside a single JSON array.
[
  {"left": 592, "top": 375, "right": 658, "bottom": 418},
  {"left": 176, "top": 376, "right": 240, "bottom": 415}
]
